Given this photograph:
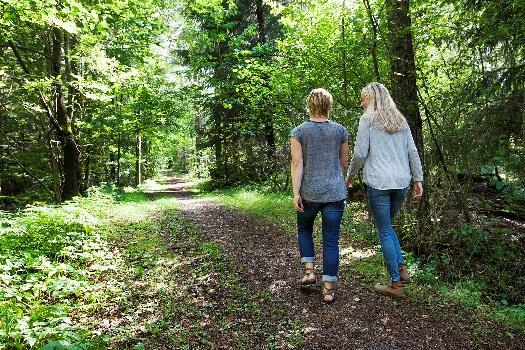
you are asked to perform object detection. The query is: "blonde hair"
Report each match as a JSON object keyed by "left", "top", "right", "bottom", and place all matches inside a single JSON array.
[
  {"left": 306, "top": 88, "right": 333, "bottom": 117},
  {"left": 362, "top": 82, "right": 408, "bottom": 134}
]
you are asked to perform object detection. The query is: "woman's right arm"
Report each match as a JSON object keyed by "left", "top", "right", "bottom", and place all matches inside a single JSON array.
[
  {"left": 346, "top": 115, "right": 370, "bottom": 184},
  {"left": 290, "top": 137, "right": 304, "bottom": 212}
]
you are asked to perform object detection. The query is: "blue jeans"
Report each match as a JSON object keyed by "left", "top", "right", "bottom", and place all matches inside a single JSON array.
[
  {"left": 297, "top": 199, "right": 345, "bottom": 282},
  {"left": 366, "top": 185, "right": 409, "bottom": 282}
]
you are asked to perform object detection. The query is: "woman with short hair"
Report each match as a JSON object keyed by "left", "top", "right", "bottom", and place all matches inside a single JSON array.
[
  {"left": 346, "top": 82, "right": 423, "bottom": 299},
  {"left": 290, "top": 88, "right": 349, "bottom": 303}
]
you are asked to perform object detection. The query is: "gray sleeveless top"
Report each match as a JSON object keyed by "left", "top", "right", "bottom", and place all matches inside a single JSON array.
[{"left": 291, "top": 120, "right": 349, "bottom": 202}]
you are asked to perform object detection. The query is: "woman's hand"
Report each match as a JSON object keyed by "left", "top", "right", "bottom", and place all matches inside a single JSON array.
[
  {"left": 294, "top": 194, "right": 304, "bottom": 212},
  {"left": 345, "top": 177, "right": 353, "bottom": 189},
  {"left": 413, "top": 181, "right": 423, "bottom": 199}
]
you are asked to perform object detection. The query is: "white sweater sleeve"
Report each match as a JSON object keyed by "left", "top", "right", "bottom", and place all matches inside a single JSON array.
[{"left": 347, "top": 115, "right": 370, "bottom": 177}]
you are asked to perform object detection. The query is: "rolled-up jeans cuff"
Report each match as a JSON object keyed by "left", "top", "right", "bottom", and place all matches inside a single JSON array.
[
  {"left": 322, "top": 275, "right": 337, "bottom": 282},
  {"left": 301, "top": 257, "right": 315, "bottom": 263}
]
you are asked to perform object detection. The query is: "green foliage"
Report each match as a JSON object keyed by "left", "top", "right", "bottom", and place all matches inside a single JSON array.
[
  {"left": 177, "top": 0, "right": 389, "bottom": 185},
  {"left": 428, "top": 224, "right": 525, "bottom": 304},
  {"left": 0, "top": 178, "right": 309, "bottom": 348},
  {"left": 2, "top": 0, "right": 525, "bottom": 340},
  {"left": 414, "top": 0, "right": 524, "bottom": 183},
  {"left": 0, "top": 0, "right": 185, "bottom": 205},
  {"left": 202, "top": 185, "right": 296, "bottom": 229},
  {"left": 347, "top": 252, "right": 387, "bottom": 284},
  {"left": 0, "top": 189, "right": 115, "bottom": 348}
]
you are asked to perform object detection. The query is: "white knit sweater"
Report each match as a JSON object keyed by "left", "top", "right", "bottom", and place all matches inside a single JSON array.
[{"left": 348, "top": 114, "right": 423, "bottom": 190}]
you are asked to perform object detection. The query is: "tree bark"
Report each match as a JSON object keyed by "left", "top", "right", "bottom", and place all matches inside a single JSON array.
[
  {"left": 255, "top": 0, "right": 276, "bottom": 164},
  {"left": 117, "top": 132, "right": 121, "bottom": 186},
  {"left": 386, "top": 0, "right": 423, "bottom": 156},
  {"left": 83, "top": 149, "right": 91, "bottom": 191},
  {"left": 51, "top": 27, "right": 81, "bottom": 200},
  {"left": 363, "top": 0, "right": 381, "bottom": 81},
  {"left": 522, "top": 87, "right": 525, "bottom": 146},
  {"left": 386, "top": 0, "right": 431, "bottom": 249},
  {"left": 135, "top": 129, "right": 142, "bottom": 186},
  {"left": 109, "top": 151, "right": 116, "bottom": 183},
  {"left": 255, "top": 0, "right": 266, "bottom": 44}
]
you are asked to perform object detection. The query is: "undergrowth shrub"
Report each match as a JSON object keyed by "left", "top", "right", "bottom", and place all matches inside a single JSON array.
[
  {"left": 429, "top": 224, "right": 525, "bottom": 304},
  {"left": 0, "top": 188, "right": 117, "bottom": 349}
]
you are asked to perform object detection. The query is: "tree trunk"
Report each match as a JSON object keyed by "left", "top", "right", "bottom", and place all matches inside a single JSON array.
[
  {"left": 363, "top": 0, "right": 381, "bottom": 81},
  {"left": 117, "top": 133, "right": 121, "bottom": 186},
  {"left": 341, "top": 2, "right": 349, "bottom": 108},
  {"left": 51, "top": 27, "right": 81, "bottom": 200},
  {"left": 263, "top": 121, "right": 276, "bottom": 163},
  {"left": 386, "top": 0, "right": 423, "bottom": 154},
  {"left": 84, "top": 150, "right": 91, "bottom": 191},
  {"left": 255, "top": 0, "right": 266, "bottom": 44},
  {"left": 64, "top": 33, "right": 83, "bottom": 193},
  {"left": 255, "top": 0, "right": 276, "bottom": 163},
  {"left": 109, "top": 151, "right": 116, "bottom": 183},
  {"left": 386, "top": 0, "right": 431, "bottom": 250},
  {"left": 522, "top": 87, "right": 525, "bottom": 148},
  {"left": 135, "top": 130, "right": 142, "bottom": 186}
]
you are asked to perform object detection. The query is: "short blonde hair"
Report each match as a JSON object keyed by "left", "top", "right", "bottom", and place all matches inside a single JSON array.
[{"left": 306, "top": 88, "right": 333, "bottom": 117}]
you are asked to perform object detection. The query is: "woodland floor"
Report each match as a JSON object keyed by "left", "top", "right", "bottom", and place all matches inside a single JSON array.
[{"left": 135, "top": 173, "right": 525, "bottom": 350}]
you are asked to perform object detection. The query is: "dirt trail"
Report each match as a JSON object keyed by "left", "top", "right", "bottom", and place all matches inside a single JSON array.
[{"left": 154, "top": 175, "right": 522, "bottom": 350}]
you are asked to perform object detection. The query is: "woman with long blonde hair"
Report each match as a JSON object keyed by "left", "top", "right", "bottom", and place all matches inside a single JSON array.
[{"left": 346, "top": 82, "right": 423, "bottom": 298}]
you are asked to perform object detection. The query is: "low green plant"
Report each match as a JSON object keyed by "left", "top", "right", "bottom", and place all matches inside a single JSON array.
[
  {"left": 0, "top": 188, "right": 129, "bottom": 349},
  {"left": 202, "top": 186, "right": 296, "bottom": 230}
]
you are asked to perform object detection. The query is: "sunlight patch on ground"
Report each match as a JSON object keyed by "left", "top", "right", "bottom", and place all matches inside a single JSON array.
[
  {"left": 111, "top": 203, "right": 153, "bottom": 222},
  {"left": 141, "top": 179, "right": 164, "bottom": 191},
  {"left": 340, "top": 246, "right": 377, "bottom": 264},
  {"left": 142, "top": 178, "right": 196, "bottom": 192},
  {"left": 238, "top": 190, "right": 259, "bottom": 203},
  {"left": 177, "top": 198, "right": 208, "bottom": 209},
  {"left": 269, "top": 280, "right": 288, "bottom": 293}
]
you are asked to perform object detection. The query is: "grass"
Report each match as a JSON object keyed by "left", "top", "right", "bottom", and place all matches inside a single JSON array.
[
  {"left": 201, "top": 184, "right": 525, "bottom": 336},
  {"left": 198, "top": 186, "right": 296, "bottom": 230},
  {"left": 0, "top": 182, "right": 305, "bottom": 349}
]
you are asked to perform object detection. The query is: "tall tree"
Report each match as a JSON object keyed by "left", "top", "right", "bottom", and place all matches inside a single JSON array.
[
  {"left": 386, "top": 0, "right": 431, "bottom": 245},
  {"left": 0, "top": 0, "right": 176, "bottom": 204},
  {"left": 255, "top": 0, "right": 277, "bottom": 165},
  {"left": 386, "top": 0, "right": 423, "bottom": 156},
  {"left": 50, "top": 26, "right": 82, "bottom": 199}
]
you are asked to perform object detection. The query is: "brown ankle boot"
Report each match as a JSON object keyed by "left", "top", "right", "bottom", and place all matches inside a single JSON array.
[
  {"left": 399, "top": 264, "right": 412, "bottom": 284},
  {"left": 374, "top": 281, "right": 405, "bottom": 299}
]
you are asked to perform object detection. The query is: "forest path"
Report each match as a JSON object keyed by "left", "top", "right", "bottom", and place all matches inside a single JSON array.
[{"left": 150, "top": 173, "right": 518, "bottom": 350}]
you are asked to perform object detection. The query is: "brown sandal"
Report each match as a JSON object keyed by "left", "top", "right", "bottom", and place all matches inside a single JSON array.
[
  {"left": 322, "top": 282, "right": 335, "bottom": 304},
  {"left": 298, "top": 268, "right": 316, "bottom": 286}
]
